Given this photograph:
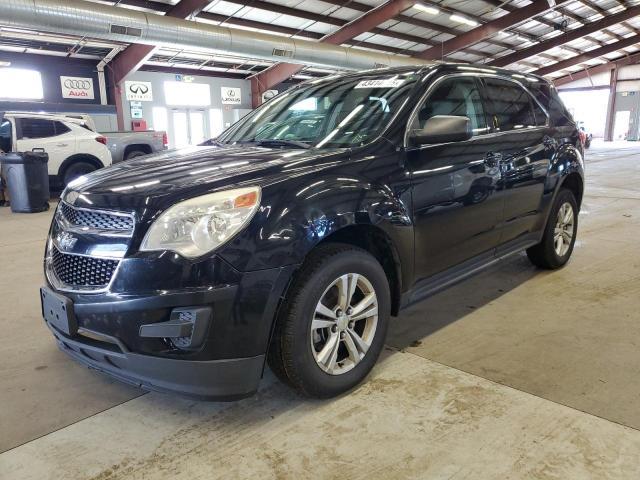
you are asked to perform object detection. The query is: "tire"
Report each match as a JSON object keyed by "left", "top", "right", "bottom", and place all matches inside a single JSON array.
[
  {"left": 268, "top": 243, "right": 391, "bottom": 398},
  {"left": 125, "top": 150, "right": 147, "bottom": 160},
  {"left": 61, "top": 161, "right": 96, "bottom": 186},
  {"left": 526, "top": 188, "right": 578, "bottom": 269}
]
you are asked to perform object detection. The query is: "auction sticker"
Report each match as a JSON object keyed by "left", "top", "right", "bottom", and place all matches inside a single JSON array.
[{"left": 355, "top": 79, "right": 405, "bottom": 89}]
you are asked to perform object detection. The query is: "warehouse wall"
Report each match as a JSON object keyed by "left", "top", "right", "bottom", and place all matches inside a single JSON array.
[{"left": 118, "top": 70, "right": 252, "bottom": 145}]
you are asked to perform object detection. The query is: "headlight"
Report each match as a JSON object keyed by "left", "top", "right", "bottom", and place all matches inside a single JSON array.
[{"left": 140, "top": 186, "right": 261, "bottom": 258}]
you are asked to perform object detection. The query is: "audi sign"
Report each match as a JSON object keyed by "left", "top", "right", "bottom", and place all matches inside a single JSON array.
[{"left": 60, "top": 76, "right": 95, "bottom": 100}]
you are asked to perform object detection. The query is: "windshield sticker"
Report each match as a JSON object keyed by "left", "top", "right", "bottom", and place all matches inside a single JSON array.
[{"left": 354, "top": 79, "right": 405, "bottom": 89}]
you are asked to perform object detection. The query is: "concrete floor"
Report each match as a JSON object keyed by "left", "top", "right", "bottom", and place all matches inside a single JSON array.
[{"left": 1, "top": 142, "right": 639, "bottom": 479}]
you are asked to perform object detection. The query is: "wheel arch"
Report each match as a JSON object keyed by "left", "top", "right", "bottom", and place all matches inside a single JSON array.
[
  {"left": 123, "top": 144, "right": 152, "bottom": 158},
  {"left": 58, "top": 153, "right": 104, "bottom": 180},
  {"left": 559, "top": 171, "right": 584, "bottom": 208},
  {"left": 316, "top": 224, "right": 404, "bottom": 316}
]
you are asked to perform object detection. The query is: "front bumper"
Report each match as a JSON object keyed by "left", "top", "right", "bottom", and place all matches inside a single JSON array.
[
  {"left": 47, "top": 321, "right": 264, "bottom": 400},
  {"left": 42, "top": 263, "right": 296, "bottom": 399}
]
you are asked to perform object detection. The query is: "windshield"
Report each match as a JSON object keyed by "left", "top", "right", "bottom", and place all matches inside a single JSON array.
[{"left": 218, "top": 72, "right": 419, "bottom": 148}]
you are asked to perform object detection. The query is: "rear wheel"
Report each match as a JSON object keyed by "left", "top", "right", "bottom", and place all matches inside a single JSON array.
[
  {"left": 125, "top": 150, "right": 147, "bottom": 160},
  {"left": 268, "top": 244, "right": 390, "bottom": 398},
  {"left": 61, "top": 161, "right": 96, "bottom": 186},
  {"left": 527, "top": 189, "right": 578, "bottom": 269}
]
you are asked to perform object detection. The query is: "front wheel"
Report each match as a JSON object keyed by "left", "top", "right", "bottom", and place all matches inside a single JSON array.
[
  {"left": 527, "top": 188, "right": 578, "bottom": 269},
  {"left": 268, "top": 244, "right": 390, "bottom": 398}
]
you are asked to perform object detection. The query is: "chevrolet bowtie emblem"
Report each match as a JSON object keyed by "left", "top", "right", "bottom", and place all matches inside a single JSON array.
[{"left": 57, "top": 232, "right": 78, "bottom": 251}]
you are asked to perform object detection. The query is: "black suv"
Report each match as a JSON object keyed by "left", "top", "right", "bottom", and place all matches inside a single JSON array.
[{"left": 41, "top": 64, "right": 584, "bottom": 400}]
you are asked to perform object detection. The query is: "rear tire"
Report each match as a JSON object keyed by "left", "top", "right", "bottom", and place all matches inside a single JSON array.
[
  {"left": 526, "top": 188, "right": 578, "bottom": 269},
  {"left": 125, "top": 150, "right": 147, "bottom": 160},
  {"left": 61, "top": 161, "right": 96, "bottom": 187},
  {"left": 268, "top": 243, "right": 390, "bottom": 398}
]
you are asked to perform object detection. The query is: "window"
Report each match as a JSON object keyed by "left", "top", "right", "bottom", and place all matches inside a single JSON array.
[
  {"left": 152, "top": 107, "right": 168, "bottom": 132},
  {"left": 164, "top": 81, "right": 211, "bottom": 107},
  {"left": 531, "top": 99, "right": 548, "bottom": 127},
  {"left": 54, "top": 122, "right": 71, "bottom": 135},
  {"left": 483, "top": 78, "right": 536, "bottom": 131},
  {"left": 0, "top": 68, "right": 44, "bottom": 100},
  {"left": 219, "top": 72, "right": 419, "bottom": 148},
  {"left": 209, "top": 108, "right": 224, "bottom": 138},
  {"left": 0, "top": 120, "right": 12, "bottom": 152},
  {"left": 20, "top": 119, "right": 56, "bottom": 139},
  {"left": 415, "top": 77, "right": 487, "bottom": 135}
]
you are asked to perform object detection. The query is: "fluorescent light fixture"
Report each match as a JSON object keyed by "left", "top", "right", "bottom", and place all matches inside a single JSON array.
[
  {"left": 0, "top": 61, "right": 11, "bottom": 67},
  {"left": 450, "top": 14, "right": 479, "bottom": 27},
  {"left": 413, "top": 3, "right": 440, "bottom": 15}
]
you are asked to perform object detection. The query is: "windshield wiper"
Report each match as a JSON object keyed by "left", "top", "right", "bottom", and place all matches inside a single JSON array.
[{"left": 255, "top": 139, "right": 311, "bottom": 149}]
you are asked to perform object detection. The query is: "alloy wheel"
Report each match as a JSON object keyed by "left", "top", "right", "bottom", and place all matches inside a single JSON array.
[
  {"left": 554, "top": 202, "right": 575, "bottom": 257},
  {"left": 310, "top": 273, "right": 378, "bottom": 375}
]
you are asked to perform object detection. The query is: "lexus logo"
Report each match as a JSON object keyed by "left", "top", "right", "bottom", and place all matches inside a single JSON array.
[
  {"left": 129, "top": 83, "right": 149, "bottom": 94},
  {"left": 64, "top": 79, "right": 91, "bottom": 90},
  {"left": 56, "top": 232, "right": 78, "bottom": 252},
  {"left": 227, "top": 89, "right": 235, "bottom": 97}
]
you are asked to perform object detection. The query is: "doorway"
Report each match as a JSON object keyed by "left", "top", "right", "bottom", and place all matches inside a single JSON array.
[{"left": 170, "top": 109, "right": 206, "bottom": 148}]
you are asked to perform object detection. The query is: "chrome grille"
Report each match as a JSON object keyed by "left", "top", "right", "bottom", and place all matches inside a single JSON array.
[
  {"left": 60, "top": 202, "right": 134, "bottom": 232},
  {"left": 51, "top": 247, "right": 119, "bottom": 288}
]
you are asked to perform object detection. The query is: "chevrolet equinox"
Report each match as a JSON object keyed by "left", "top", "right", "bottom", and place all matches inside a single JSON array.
[{"left": 41, "top": 64, "right": 584, "bottom": 400}]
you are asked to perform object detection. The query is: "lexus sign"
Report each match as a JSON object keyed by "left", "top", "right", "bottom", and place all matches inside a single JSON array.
[
  {"left": 221, "top": 87, "right": 241, "bottom": 105},
  {"left": 60, "top": 76, "right": 95, "bottom": 100}
]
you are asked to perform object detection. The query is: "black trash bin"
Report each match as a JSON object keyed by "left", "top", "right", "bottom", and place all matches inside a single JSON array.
[{"left": 0, "top": 151, "right": 50, "bottom": 213}]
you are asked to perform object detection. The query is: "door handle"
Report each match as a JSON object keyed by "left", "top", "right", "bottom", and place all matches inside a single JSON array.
[
  {"left": 484, "top": 152, "right": 502, "bottom": 167},
  {"left": 56, "top": 143, "right": 69, "bottom": 147}
]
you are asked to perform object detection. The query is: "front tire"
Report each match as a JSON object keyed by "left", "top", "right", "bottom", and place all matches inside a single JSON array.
[
  {"left": 268, "top": 243, "right": 391, "bottom": 398},
  {"left": 527, "top": 188, "right": 578, "bottom": 269}
]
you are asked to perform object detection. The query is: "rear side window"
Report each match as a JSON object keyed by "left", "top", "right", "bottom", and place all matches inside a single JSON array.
[
  {"left": 0, "top": 120, "right": 12, "bottom": 152},
  {"left": 20, "top": 118, "right": 56, "bottom": 139},
  {"left": 531, "top": 99, "right": 548, "bottom": 127},
  {"left": 54, "top": 121, "right": 71, "bottom": 135},
  {"left": 415, "top": 77, "right": 488, "bottom": 136},
  {"left": 483, "top": 78, "right": 537, "bottom": 131}
]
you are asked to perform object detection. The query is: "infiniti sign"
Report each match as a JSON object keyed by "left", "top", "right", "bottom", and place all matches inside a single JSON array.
[{"left": 125, "top": 81, "right": 153, "bottom": 101}]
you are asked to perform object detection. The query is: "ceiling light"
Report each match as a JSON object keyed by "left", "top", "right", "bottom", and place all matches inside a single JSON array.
[
  {"left": 413, "top": 3, "right": 440, "bottom": 15},
  {"left": 450, "top": 14, "right": 479, "bottom": 27},
  {"left": 0, "top": 61, "right": 11, "bottom": 67}
]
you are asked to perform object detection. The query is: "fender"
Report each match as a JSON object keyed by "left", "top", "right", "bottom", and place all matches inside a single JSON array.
[
  {"left": 537, "top": 140, "right": 585, "bottom": 234},
  {"left": 218, "top": 153, "right": 415, "bottom": 295}
]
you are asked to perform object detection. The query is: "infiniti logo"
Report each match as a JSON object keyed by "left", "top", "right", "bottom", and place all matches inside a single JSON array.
[
  {"left": 56, "top": 232, "right": 78, "bottom": 252},
  {"left": 128, "top": 83, "right": 149, "bottom": 94}
]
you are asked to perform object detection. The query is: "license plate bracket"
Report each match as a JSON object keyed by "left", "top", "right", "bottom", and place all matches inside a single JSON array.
[{"left": 41, "top": 287, "right": 77, "bottom": 336}]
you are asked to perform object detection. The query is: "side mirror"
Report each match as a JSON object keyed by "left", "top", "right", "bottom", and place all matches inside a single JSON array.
[{"left": 410, "top": 115, "right": 472, "bottom": 145}]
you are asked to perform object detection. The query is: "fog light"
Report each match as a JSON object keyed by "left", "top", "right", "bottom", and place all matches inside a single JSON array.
[{"left": 139, "top": 306, "right": 211, "bottom": 350}]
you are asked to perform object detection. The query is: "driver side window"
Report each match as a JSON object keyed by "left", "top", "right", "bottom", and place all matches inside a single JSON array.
[{"left": 416, "top": 77, "right": 488, "bottom": 136}]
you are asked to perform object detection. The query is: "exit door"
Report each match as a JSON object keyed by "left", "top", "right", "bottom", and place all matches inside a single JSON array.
[{"left": 170, "top": 109, "right": 206, "bottom": 148}]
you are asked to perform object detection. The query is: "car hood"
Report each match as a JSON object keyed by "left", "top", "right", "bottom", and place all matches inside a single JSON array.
[{"left": 63, "top": 145, "right": 346, "bottom": 209}]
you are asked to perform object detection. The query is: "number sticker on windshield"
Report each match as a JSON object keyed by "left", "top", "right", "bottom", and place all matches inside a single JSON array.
[{"left": 354, "top": 79, "right": 405, "bottom": 89}]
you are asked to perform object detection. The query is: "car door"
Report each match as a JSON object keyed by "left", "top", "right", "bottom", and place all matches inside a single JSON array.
[
  {"left": 480, "top": 77, "right": 555, "bottom": 248},
  {"left": 16, "top": 118, "right": 76, "bottom": 175},
  {"left": 405, "top": 75, "right": 504, "bottom": 281}
]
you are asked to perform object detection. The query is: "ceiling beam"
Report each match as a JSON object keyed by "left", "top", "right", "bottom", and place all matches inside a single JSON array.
[
  {"left": 489, "top": 5, "right": 640, "bottom": 67},
  {"left": 553, "top": 50, "right": 640, "bottom": 86},
  {"left": 414, "top": 0, "right": 566, "bottom": 60},
  {"left": 532, "top": 35, "right": 640, "bottom": 77},
  {"left": 249, "top": 0, "right": 416, "bottom": 107},
  {"left": 109, "top": 0, "right": 212, "bottom": 86}
]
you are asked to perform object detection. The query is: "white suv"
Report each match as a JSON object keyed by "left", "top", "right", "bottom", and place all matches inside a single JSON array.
[{"left": 0, "top": 112, "right": 112, "bottom": 186}]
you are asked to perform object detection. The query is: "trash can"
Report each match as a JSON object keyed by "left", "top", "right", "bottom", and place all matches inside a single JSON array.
[{"left": 0, "top": 151, "right": 50, "bottom": 213}]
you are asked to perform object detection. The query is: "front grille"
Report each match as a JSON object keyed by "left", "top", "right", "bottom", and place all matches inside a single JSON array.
[
  {"left": 51, "top": 247, "right": 119, "bottom": 288},
  {"left": 60, "top": 202, "right": 134, "bottom": 232}
]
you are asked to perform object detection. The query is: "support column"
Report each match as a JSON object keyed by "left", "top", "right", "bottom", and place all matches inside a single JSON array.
[{"left": 604, "top": 67, "right": 618, "bottom": 142}]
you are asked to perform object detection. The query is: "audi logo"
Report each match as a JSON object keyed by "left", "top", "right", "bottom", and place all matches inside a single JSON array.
[
  {"left": 64, "top": 79, "right": 91, "bottom": 90},
  {"left": 128, "top": 84, "right": 149, "bottom": 94}
]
